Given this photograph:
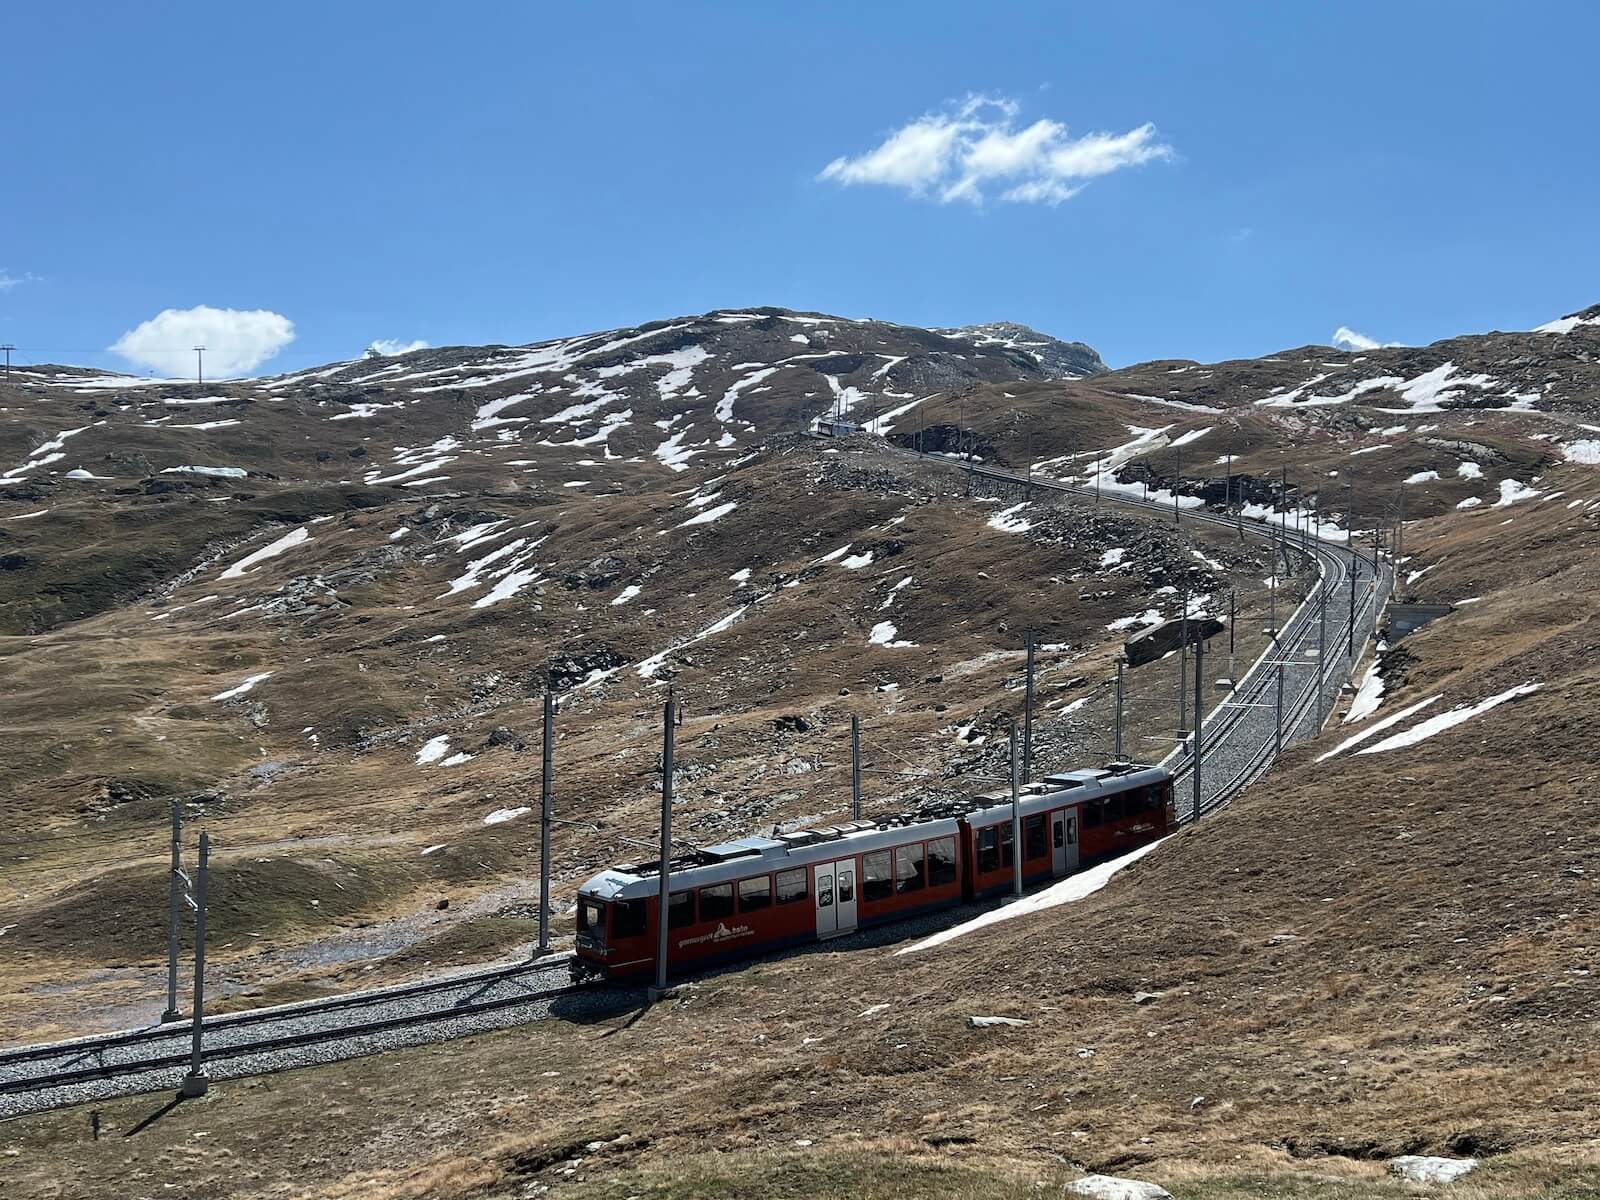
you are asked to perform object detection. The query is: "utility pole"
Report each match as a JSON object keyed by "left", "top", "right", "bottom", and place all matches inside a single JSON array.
[
  {"left": 180, "top": 832, "right": 209, "bottom": 1099},
  {"left": 1, "top": 344, "right": 13, "bottom": 382},
  {"left": 1192, "top": 635, "right": 1205, "bottom": 822},
  {"left": 537, "top": 692, "right": 554, "bottom": 955},
  {"left": 850, "top": 714, "right": 862, "bottom": 821},
  {"left": 162, "top": 802, "right": 183, "bottom": 1023},
  {"left": 1009, "top": 724, "right": 1023, "bottom": 899},
  {"left": 193, "top": 346, "right": 206, "bottom": 386},
  {"left": 1022, "top": 634, "right": 1036, "bottom": 782},
  {"left": 651, "top": 697, "right": 676, "bottom": 1001},
  {"left": 1094, "top": 450, "right": 1102, "bottom": 504},
  {"left": 1114, "top": 655, "right": 1126, "bottom": 761}
]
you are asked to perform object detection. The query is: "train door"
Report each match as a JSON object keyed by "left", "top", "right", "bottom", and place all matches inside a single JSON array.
[
  {"left": 1051, "top": 809, "right": 1080, "bottom": 877},
  {"left": 814, "top": 859, "right": 858, "bottom": 939}
]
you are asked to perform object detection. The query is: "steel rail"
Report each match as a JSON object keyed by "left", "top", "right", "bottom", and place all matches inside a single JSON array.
[
  {"left": 907, "top": 451, "right": 1386, "bottom": 815},
  {"left": 0, "top": 955, "right": 573, "bottom": 1071},
  {"left": 1, "top": 977, "right": 590, "bottom": 1096}
]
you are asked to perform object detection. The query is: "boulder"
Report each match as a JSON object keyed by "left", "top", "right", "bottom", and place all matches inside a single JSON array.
[
  {"left": 1067, "top": 1174, "right": 1172, "bottom": 1200},
  {"left": 1389, "top": 1156, "right": 1477, "bottom": 1184}
]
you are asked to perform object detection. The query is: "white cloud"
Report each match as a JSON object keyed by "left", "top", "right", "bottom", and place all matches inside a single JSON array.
[
  {"left": 0, "top": 269, "right": 40, "bottom": 291},
  {"left": 819, "top": 95, "right": 1173, "bottom": 206},
  {"left": 1332, "top": 326, "right": 1405, "bottom": 352},
  {"left": 366, "top": 338, "right": 430, "bottom": 357},
  {"left": 110, "top": 306, "right": 295, "bottom": 378}
]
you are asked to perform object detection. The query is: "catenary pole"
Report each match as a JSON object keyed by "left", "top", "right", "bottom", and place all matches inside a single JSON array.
[
  {"left": 652, "top": 697, "right": 676, "bottom": 999},
  {"left": 1192, "top": 635, "right": 1205, "bottom": 822},
  {"left": 1114, "top": 655, "right": 1126, "bottom": 761},
  {"left": 1178, "top": 587, "right": 1189, "bottom": 733},
  {"left": 850, "top": 714, "right": 862, "bottom": 821},
  {"left": 652, "top": 700, "right": 677, "bottom": 995},
  {"left": 1274, "top": 660, "right": 1285, "bottom": 759},
  {"left": 1022, "top": 634, "right": 1036, "bottom": 781},
  {"left": 180, "top": 831, "right": 209, "bottom": 1098},
  {"left": 162, "top": 801, "right": 182, "bottom": 1023},
  {"left": 1316, "top": 576, "right": 1329, "bottom": 729},
  {"left": 1009, "top": 724, "right": 1023, "bottom": 898},
  {"left": 1174, "top": 445, "right": 1182, "bottom": 525},
  {"left": 1347, "top": 552, "right": 1358, "bottom": 658},
  {"left": 193, "top": 346, "right": 205, "bottom": 386},
  {"left": 1228, "top": 588, "right": 1237, "bottom": 683},
  {"left": 538, "top": 691, "right": 554, "bottom": 955}
]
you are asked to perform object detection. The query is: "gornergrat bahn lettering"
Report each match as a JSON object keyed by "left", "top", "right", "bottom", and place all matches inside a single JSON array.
[{"left": 571, "top": 762, "right": 1173, "bottom": 982}]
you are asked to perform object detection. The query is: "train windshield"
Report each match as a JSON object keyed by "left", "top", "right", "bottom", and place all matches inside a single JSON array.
[{"left": 577, "top": 898, "right": 607, "bottom": 943}]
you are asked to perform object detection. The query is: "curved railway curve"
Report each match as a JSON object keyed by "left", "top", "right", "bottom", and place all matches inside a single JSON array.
[
  {"left": 1, "top": 442, "right": 1391, "bottom": 1117},
  {"left": 917, "top": 451, "right": 1391, "bottom": 820}
]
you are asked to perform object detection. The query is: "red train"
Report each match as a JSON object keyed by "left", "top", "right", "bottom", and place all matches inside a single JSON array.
[{"left": 572, "top": 762, "right": 1174, "bottom": 982}]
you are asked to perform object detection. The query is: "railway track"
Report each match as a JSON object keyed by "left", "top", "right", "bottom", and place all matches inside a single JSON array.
[
  {"left": 1, "top": 445, "right": 1387, "bottom": 1116},
  {"left": 0, "top": 956, "right": 614, "bottom": 1117},
  {"left": 918, "top": 453, "right": 1389, "bottom": 817}
]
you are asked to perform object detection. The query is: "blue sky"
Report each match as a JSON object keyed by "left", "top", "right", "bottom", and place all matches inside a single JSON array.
[{"left": 4, "top": 1, "right": 1597, "bottom": 376}]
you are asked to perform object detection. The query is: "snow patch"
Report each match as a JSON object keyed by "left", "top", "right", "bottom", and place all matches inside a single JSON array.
[
  {"left": 211, "top": 672, "right": 272, "bottom": 701},
  {"left": 219, "top": 526, "right": 312, "bottom": 580},
  {"left": 1357, "top": 684, "right": 1541, "bottom": 755}
]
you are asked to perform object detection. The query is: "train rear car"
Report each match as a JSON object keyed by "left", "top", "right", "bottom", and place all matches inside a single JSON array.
[{"left": 958, "top": 763, "right": 1172, "bottom": 899}]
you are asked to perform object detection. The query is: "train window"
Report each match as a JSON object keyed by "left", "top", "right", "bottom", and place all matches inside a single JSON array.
[
  {"left": 863, "top": 850, "right": 893, "bottom": 902},
  {"left": 1065, "top": 815, "right": 1077, "bottom": 845},
  {"left": 895, "top": 844, "right": 925, "bottom": 893},
  {"left": 1025, "top": 814, "right": 1048, "bottom": 860},
  {"left": 838, "top": 870, "right": 854, "bottom": 904},
  {"left": 927, "top": 837, "right": 957, "bottom": 886},
  {"left": 977, "top": 827, "right": 1000, "bottom": 873},
  {"left": 612, "top": 899, "right": 647, "bottom": 939},
  {"left": 775, "top": 868, "right": 808, "bottom": 904},
  {"left": 1107, "top": 794, "right": 1127, "bottom": 822},
  {"left": 738, "top": 876, "right": 771, "bottom": 912},
  {"left": 578, "top": 900, "right": 605, "bottom": 936},
  {"left": 1000, "top": 821, "right": 1015, "bottom": 869},
  {"left": 1084, "top": 800, "right": 1105, "bottom": 829},
  {"left": 1145, "top": 788, "right": 1162, "bottom": 812},
  {"left": 1053, "top": 817, "right": 1064, "bottom": 849},
  {"left": 699, "top": 882, "right": 735, "bottom": 921},
  {"left": 668, "top": 891, "right": 695, "bottom": 929}
]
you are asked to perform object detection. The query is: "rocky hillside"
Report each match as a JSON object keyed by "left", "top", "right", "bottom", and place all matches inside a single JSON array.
[{"left": 3, "top": 302, "right": 1600, "bottom": 1198}]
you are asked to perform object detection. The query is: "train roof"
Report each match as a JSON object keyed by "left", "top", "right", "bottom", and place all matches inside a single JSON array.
[
  {"left": 963, "top": 762, "right": 1171, "bottom": 830},
  {"left": 582, "top": 817, "right": 963, "bottom": 902},
  {"left": 578, "top": 762, "right": 1171, "bottom": 903}
]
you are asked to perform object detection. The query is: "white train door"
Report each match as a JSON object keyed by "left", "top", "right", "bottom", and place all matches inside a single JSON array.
[
  {"left": 1052, "top": 810, "right": 1079, "bottom": 877},
  {"left": 814, "top": 859, "right": 858, "bottom": 939}
]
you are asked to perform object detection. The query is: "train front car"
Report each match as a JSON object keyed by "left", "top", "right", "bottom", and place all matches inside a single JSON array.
[{"left": 571, "top": 820, "right": 965, "bottom": 984}]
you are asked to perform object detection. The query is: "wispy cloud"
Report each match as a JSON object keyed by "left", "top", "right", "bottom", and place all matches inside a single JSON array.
[
  {"left": 366, "top": 338, "right": 430, "bottom": 356},
  {"left": 819, "top": 95, "right": 1174, "bottom": 207},
  {"left": 1332, "top": 326, "right": 1405, "bottom": 352},
  {"left": 0, "top": 269, "right": 40, "bottom": 291},
  {"left": 110, "top": 306, "right": 295, "bottom": 378}
]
